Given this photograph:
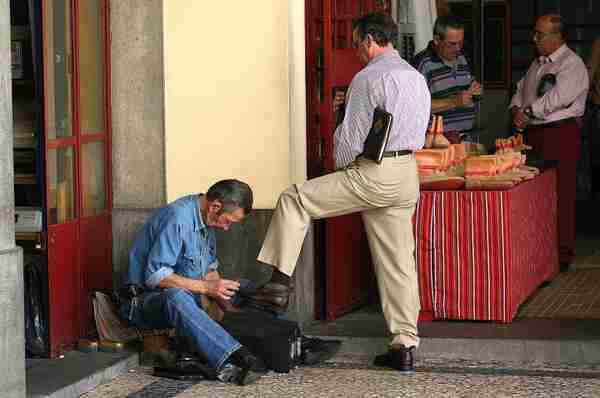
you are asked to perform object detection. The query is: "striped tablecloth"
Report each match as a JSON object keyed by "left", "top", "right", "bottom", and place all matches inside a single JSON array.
[{"left": 415, "top": 169, "right": 559, "bottom": 323}]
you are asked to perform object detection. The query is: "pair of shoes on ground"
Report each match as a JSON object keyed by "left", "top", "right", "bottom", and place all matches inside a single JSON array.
[
  {"left": 373, "top": 344, "right": 416, "bottom": 372},
  {"left": 153, "top": 348, "right": 267, "bottom": 386}
]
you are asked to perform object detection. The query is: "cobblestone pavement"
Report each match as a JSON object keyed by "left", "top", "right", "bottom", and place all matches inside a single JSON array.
[{"left": 81, "top": 355, "right": 600, "bottom": 398}]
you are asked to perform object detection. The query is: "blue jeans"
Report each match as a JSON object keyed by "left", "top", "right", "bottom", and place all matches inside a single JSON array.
[{"left": 125, "top": 288, "right": 240, "bottom": 371}]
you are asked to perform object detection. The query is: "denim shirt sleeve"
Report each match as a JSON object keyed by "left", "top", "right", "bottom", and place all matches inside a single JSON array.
[{"left": 144, "top": 218, "right": 182, "bottom": 288}]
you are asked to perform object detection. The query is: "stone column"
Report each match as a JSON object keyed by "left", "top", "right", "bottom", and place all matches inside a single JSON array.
[
  {"left": 110, "top": 0, "right": 166, "bottom": 285},
  {"left": 0, "top": 0, "right": 26, "bottom": 397}
]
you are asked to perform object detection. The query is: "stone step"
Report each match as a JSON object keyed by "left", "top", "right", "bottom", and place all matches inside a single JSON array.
[
  {"left": 26, "top": 351, "right": 138, "bottom": 398},
  {"left": 303, "top": 316, "right": 600, "bottom": 366},
  {"left": 311, "top": 335, "right": 600, "bottom": 366}
]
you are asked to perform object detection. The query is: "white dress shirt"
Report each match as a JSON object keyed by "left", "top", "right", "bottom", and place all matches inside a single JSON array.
[
  {"left": 334, "top": 49, "right": 431, "bottom": 169},
  {"left": 509, "top": 44, "right": 589, "bottom": 125}
]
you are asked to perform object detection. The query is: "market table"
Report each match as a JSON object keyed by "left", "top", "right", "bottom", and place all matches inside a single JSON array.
[{"left": 415, "top": 168, "right": 559, "bottom": 323}]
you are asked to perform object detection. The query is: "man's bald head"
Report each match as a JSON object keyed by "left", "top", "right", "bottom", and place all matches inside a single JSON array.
[
  {"left": 540, "top": 15, "right": 566, "bottom": 39},
  {"left": 533, "top": 14, "right": 566, "bottom": 56}
]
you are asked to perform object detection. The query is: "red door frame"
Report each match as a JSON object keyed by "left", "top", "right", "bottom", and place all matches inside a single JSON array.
[
  {"left": 43, "top": 0, "right": 80, "bottom": 356},
  {"left": 305, "top": 0, "right": 390, "bottom": 320},
  {"left": 43, "top": 0, "right": 112, "bottom": 356},
  {"left": 75, "top": 0, "right": 113, "bottom": 337}
]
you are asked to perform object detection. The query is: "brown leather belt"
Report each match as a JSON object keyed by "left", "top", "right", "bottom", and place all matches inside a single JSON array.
[
  {"left": 382, "top": 150, "right": 412, "bottom": 157},
  {"left": 528, "top": 117, "right": 578, "bottom": 130}
]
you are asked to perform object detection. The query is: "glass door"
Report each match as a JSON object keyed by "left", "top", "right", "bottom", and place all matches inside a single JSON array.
[
  {"left": 76, "top": 0, "right": 112, "bottom": 335},
  {"left": 43, "top": 0, "right": 111, "bottom": 355},
  {"left": 43, "top": 0, "right": 81, "bottom": 356}
]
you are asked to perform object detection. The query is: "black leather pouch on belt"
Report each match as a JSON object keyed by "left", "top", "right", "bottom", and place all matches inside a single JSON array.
[
  {"left": 113, "top": 284, "right": 145, "bottom": 307},
  {"left": 113, "top": 284, "right": 147, "bottom": 322}
]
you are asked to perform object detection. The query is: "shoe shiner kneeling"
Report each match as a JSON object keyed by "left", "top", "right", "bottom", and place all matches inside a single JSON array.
[{"left": 118, "top": 180, "right": 265, "bottom": 385}]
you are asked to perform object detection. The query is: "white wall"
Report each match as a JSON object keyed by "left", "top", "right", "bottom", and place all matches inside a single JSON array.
[{"left": 162, "top": 1, "right": 306, "bottom": 208}]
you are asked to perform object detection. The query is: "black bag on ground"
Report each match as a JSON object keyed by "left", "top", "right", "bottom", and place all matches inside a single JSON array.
[
  {"left": 24, "top": 255, "right": 49, "bottom": 358},
  {"left": 219, "top": 311, "right": 301, "bottom": 373}
]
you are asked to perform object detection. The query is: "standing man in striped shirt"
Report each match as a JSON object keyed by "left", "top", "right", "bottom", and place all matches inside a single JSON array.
[
  {"left": 411, "top": 15, "right": 482, "bottom": 141},
  {"left": 256, "top": 12, "right": 431, "bottom": 372}
]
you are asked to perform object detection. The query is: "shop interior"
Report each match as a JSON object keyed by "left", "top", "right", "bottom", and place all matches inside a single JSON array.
[
  {"left": 306, "top": 0, "right": 600, "bottom": 326},
  {"left": 13, "top": 0, "right": 112, "bottom": 360},
  {"left": 12, "top": 0, "right": 49, "bottom": 359}
]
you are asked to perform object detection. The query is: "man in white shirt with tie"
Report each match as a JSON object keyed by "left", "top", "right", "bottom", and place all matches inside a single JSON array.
[{"left": 510, "top": 14, "right": 588, "bottom": 268}]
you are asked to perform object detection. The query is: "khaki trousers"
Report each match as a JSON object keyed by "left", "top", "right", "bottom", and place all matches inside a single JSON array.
[{"left": 258, "top": 155, "right": 421, "bottom": 347}]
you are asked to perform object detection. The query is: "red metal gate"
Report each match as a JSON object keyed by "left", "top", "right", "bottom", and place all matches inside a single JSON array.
[{"left": 306, "top": 0, "right": 391, "bottom": 320}]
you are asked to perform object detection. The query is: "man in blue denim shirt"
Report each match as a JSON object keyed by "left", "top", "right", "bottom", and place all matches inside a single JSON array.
[{"left": 122, "top": 179, "right": 264, "bottom": 385}]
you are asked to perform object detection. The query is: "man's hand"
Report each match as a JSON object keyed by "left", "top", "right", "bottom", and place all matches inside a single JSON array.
[
  {"left": 512, "top": 107, "right": 530, "bottom": 131},
  {"left": 454, "top": 90, "right": 474, "bottom": 108},
  {"left": 158, "top": 272, "right": 240, "bottom": 301},
  {"left": 203, "top": 278, "right": 240, "bottom": 301},
  {"left": 469, "top": 80, "right": 482, "bottom": 96},
  {"left": 333, "top": 90, "right": 346, "bottom": 113}
]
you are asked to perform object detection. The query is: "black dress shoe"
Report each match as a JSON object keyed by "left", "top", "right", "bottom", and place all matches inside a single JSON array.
[
  {"left": 373, "top": 345, "right": 415, "bottom": 372},
  {"left": 301, "top": 336, "right": 342, "bottom": 365},
  {"left": 226, "top": 346, "right": 267, "bottom": 386},
  {"left": 175, "top": 354, "right": 213, "bottom": 373},
  {"left": 152, "top": 353, "right": 215, "bottom": 381}
]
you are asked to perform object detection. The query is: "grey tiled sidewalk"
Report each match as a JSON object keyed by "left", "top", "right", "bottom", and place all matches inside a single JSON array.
[{"left": 81, "top": 355, "right": 600, "bottom": 398}]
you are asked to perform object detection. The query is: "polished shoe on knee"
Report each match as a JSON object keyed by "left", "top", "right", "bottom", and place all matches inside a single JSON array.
[
  {"left": 301, "top": 336, "right": 342, "bottom": 365},
  {"left": 241, "top": 282, "right": 292, "bottom": 314},
  {"left": 373, "top": 345, "right": 416, "bottom": 372}
]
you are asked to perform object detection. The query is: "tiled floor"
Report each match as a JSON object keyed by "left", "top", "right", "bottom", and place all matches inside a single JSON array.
[
  {"left": 518, "top": 270, "right": 600, "bottom": 319},
  {"left": 517, "top": 232, "right": 600, "bottom": 320}
]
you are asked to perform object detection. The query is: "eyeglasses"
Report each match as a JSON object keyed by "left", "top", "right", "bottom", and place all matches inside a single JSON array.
[
  {"left": 532, "top": 30, "right": 557, "bottom": 40},
  {"left": 442, "top": 40, "right": 462, "bottom": 49}
]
